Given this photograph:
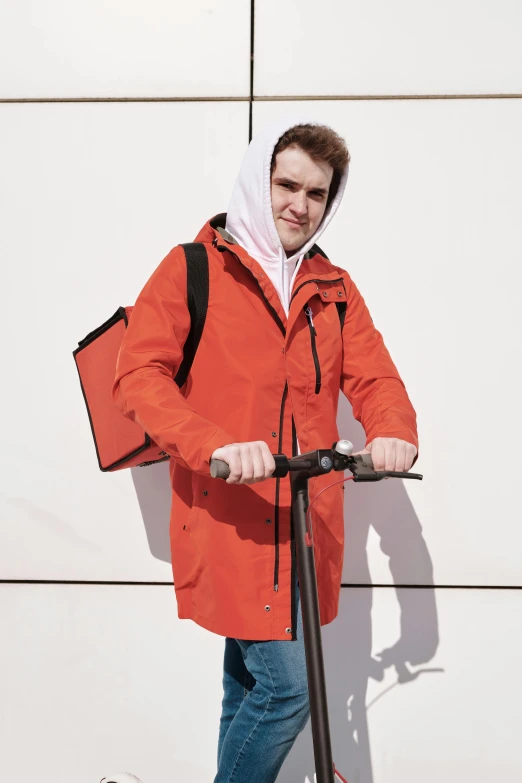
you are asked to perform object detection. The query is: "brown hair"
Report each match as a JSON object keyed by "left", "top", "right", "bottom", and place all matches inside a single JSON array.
[{"left": 271, "top": 124, "right": 350, "bottom": 210}]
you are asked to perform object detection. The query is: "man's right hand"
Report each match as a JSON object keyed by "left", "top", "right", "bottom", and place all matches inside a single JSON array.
[{"left": 210, "top": 441, "right": 276, "bottom": 485}]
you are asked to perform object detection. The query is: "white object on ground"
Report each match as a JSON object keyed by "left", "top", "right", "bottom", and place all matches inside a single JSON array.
[{"left": 100, "top": 774, "right": 144, "bottom": 783}]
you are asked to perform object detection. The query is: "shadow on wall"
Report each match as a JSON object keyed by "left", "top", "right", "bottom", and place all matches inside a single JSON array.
[
  {"left": 279, "top": 394, "right": 441, "bottom": 783},
  {"left": 130, "top": 393, "right": 441, "bottom": 783},
  {"left": 131, "top": 460, "right": 172, "bottom": 564}
]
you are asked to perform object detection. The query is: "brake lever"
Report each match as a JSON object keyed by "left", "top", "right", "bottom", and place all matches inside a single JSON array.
[{"left": 341, "top": 452, "right": 423, "bottom": 482}]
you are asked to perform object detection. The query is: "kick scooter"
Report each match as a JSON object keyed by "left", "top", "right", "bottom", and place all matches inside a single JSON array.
[
  {"left": 211, "top": 439, "right": 423, "bottom": 783},
  {"left": 100, "top": 440, "right": 422, "bottom": 783}
]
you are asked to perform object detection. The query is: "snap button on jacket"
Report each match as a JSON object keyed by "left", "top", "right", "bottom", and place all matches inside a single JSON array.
[{"left": 112, "top": 215, "right": 418, "bottom": 641}]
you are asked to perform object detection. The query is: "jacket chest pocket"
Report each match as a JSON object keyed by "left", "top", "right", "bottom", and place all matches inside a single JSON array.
[{"left": 304, "top": 281, "right": 347, "bottom": 395}]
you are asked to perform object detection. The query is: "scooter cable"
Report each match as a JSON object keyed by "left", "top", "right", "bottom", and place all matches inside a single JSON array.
[{"left": 305, "top": 475, "right": 354, "bottom": 547}]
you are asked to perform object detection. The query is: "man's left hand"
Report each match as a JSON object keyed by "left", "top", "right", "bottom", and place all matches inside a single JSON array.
[{"left": 353, "top": 437, "right": 417, "bottom": 473}]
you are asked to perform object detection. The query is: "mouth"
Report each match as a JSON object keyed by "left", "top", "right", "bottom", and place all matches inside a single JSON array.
[{"left": 282, "top": 218, "right": 305, "bottom": 228}]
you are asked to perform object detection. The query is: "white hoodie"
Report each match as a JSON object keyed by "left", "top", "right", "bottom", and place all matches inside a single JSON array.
[{"left": 225, "top": 116, "right": 349, "bottom": 318}]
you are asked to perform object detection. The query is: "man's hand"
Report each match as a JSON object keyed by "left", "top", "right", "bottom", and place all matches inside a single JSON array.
[
  {"left": 353, "top": 437, "right": 417, "bottom": 473},
  {"left": 210, "top": 441, "right": 276, "bottom": 485}
]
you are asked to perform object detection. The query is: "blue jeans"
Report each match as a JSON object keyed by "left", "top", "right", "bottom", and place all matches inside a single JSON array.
[{"left": 214, "top": 580, "right": 310, "bottom": 782}]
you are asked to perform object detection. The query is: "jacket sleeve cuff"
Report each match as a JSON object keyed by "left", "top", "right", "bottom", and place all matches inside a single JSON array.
[
  {"left": 365, "top": 432, "right": 419, "bottom": 467},
  {"left": 190, "top": 427, "right": 237, "bottom": 477}
]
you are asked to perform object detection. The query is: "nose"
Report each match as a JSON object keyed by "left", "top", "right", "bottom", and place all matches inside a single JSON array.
[{"left": 289, "top": 191, "right": 307, "bottom": 218}]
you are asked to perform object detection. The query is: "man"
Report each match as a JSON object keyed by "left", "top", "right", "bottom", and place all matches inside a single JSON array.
[{"left": 111, "top": 118, "right": 418, "bottom": 782}]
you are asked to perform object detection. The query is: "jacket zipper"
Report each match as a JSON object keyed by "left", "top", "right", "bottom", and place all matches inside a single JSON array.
[
  {"left": 304, "top": 306, "right": 321, "bottom": 394},
  {"left": 216, "top": 244, "right": 287, "bottom": 593},
  {"left": 215, "top": 246, "right": 336, "bottom": 600},
  {"left": 290, "top": 415, "right": 298, "bottom": 641},
  {"left": 273, "top": 382, "right": 288, "bottom": 592}
]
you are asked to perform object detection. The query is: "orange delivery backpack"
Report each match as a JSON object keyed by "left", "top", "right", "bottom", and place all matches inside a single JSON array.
[{"left": 72, "top": 243, "right": 209, "bottom": 472}]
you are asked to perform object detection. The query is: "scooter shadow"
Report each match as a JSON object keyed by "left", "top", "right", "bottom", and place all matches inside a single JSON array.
[{"left": 278, "top": 394, "right": 440, "bottom": 783}]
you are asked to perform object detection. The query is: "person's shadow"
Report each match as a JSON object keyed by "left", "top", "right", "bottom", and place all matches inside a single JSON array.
[
  {"left": 130, "top": 392, "right": 441, "bottom": 783},
  {"left": 279, "top": 393, "right": 441, "bottom": 783}
]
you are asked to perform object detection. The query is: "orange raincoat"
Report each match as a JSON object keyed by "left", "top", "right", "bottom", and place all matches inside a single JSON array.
[{"left": 112, "top": 211, "right": 418, "bottom": 641}]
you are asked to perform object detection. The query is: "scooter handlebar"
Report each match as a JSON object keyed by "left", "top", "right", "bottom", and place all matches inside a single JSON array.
[{"left": 210, "top": 443, "right": 423, "bottom": 482}]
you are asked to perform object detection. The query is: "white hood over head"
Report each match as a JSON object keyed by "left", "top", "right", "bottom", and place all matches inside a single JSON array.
[{"left": 225, "top": 116, "right": 349, "bottom": 314}]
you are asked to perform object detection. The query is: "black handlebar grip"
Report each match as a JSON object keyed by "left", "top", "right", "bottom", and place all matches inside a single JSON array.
[
  {"left": 210, "top": 459, "right": 231, "bottom": 480},
  {"left": 210, "top": 455, "right": 289, "bottom": 480}
]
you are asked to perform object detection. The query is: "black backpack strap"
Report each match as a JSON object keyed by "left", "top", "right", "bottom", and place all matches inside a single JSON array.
[{"left": 174, "top": 243, "right": 209, "bottom": 388}]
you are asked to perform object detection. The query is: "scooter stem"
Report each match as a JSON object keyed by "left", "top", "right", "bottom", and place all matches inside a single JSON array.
[{"left": 291, "top": 469, "right": 336, "bottom": 783}]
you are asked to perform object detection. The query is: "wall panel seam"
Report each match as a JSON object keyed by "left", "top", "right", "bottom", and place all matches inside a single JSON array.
[
  {"left": 249, "top": 0, "right": 255, "bottom": 141},
  {"left": 0, "top": 96, "right": 250, "bottom": 103},
  {"left": 2, "top": 94, "right": 521, "bottom": 105},
  {"left": 253, "top": 94, "right": 522, "bottom": 101}
]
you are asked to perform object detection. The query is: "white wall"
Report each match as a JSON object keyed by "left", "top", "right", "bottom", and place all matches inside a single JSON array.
[
  {"left": 0, "top": 100, "right": 248, "bottom": 582},
  {"left": 1, "top": 1, "right": 521, "bottom": 782}
]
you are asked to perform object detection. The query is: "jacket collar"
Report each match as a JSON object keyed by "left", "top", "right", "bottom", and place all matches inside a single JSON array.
[{"left": 198, "top": 213, "right": 344, "bottom": 335}]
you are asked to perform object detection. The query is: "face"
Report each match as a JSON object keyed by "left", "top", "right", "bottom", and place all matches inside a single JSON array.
[{"left": 271, "top": 145, "right": 334, "bottom": 253}]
